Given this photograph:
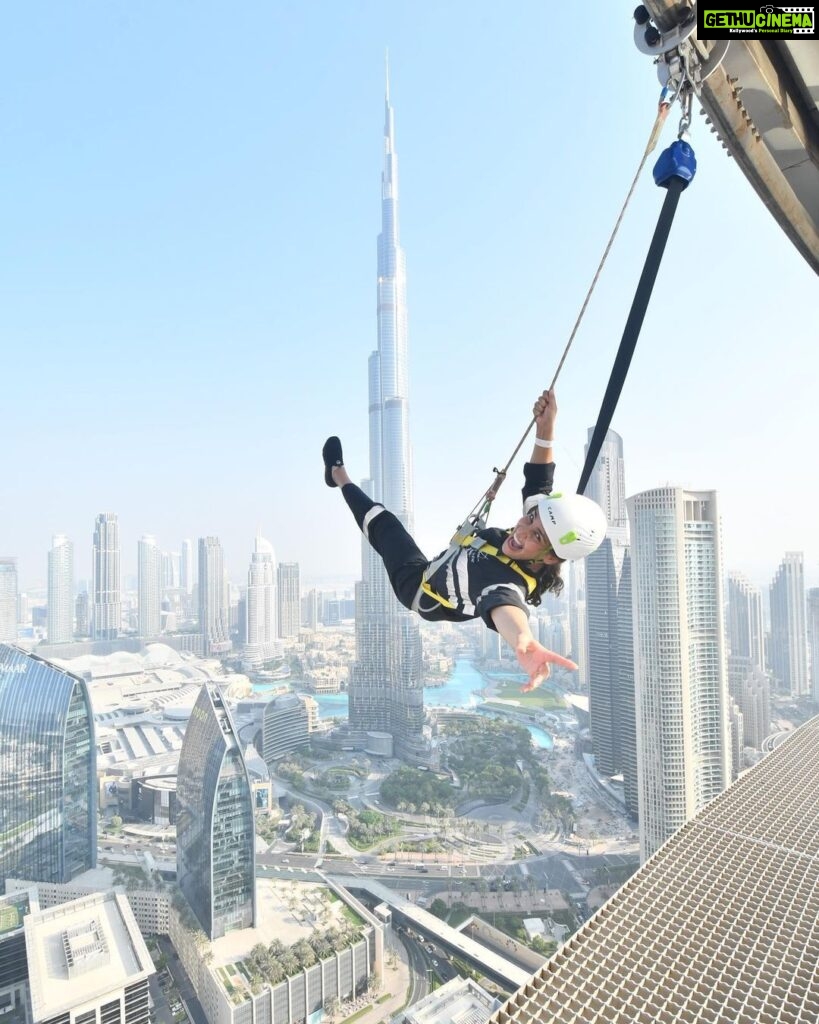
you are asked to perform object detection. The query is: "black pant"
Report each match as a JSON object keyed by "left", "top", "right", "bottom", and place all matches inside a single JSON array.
[{"left": 342, "top": 484, "right": 429, "bottom": 610}]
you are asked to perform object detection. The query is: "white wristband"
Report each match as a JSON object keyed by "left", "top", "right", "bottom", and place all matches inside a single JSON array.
[{"left": 534, "top": 438, "right": 554, "bottom": 449}]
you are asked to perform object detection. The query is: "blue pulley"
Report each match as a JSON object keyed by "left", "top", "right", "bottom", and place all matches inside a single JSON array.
[{"left": 653, "top": 139, "right": 697, "bottom": 190}]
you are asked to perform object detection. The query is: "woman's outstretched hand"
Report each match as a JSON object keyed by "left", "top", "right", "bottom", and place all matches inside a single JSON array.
[{"left": 515, "top": 638, "right": 577, "bottom": 692}]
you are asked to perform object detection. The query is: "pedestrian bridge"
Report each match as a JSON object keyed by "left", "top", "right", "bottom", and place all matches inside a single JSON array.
[{"left": 332, "top": 876, "right": 533, "bottom": 991}]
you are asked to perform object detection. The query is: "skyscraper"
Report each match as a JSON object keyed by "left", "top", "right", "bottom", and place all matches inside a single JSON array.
[
  {"left": 245, "top": 536, "right": 279, "bottom": 666},
  {"left": 726, "top": 571, "right": 765, "bottom": 669},
  {"left": 276, "top": 561, "right": 300, "bottom": 639},
  {"left": 138, "top": 535, "right": 162, "bottom": 639},
  {"left": 583, "top": 429, "right": 635, "bottom": 807},
  {"left": 92, "top": 513, "right": 121, "bottom": 640},
  {"left": 181, "top": 538, "right": 195, "bottom": 594},
  {"left": 47, "top": 535, "right": 74, "bottom": 644},
  {"left": 769, "top": 552, "right": 808, "bottom": 696},
  {"left": 75, "top": 592, "right": 90, "bottom": 638},
  {"left": 0, "top": 559, "right": 18, "bottom": 643},
  {"left": 198, "top": 537, "right": 231, "bottom": 655},
  {"left": 349, "top": 73, "right": 424, "bottom": 759},
  {"left": 0, "top": 645, "right": 96, "bottom": 884},
  {"left": 737, "top": 668, "right": 771, "bottom": 749},
  {"left": 627, "top": 487, "right": 730, "bottom": 861},
  {"left": 616, "top": 549, "right": 639, "bottom": 817},
  {"left": 176, "top": 685, "right": 255, "bottom": 939},
  {"left": 162, "top": 550, "right": 181, "bottom": 591},
  {"left": 808, "top": 588, "right": 819, "bottom": 703}
]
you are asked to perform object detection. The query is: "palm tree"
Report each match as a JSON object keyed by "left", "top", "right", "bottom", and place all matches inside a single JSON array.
[
  {"left": 293, "top": 939, "right": 317, "bottom": 968},
  {"left": 266, "top": 958, "right": 286, "bottom": 985},
  {"left": 280, "top": 949, "right": 300, "bottom": 977}
]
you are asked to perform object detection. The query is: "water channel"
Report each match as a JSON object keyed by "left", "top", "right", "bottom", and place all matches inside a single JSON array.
[{"left": 253, "top": 659, "right": 553, "bottom": 750}]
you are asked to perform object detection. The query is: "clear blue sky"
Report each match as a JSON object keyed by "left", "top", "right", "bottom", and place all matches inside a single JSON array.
[{"left": 2, "top": 3, "right": 816, "bottom": 594}]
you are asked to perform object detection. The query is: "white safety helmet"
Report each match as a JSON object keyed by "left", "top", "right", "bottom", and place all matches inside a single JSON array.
[{"left": 529, "top": 492, "right": 608, "bottom": 561}]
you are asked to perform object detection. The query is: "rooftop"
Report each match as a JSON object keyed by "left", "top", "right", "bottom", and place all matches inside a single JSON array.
[
  {"left": 210, "top": 877, "right": 362, "bottom": 968},
  {"left": 399, "top": 976, "right": 501, "bottom": 1024},
  {"left": 24, "top": 891, "right": 154, "bottom": 1021}
]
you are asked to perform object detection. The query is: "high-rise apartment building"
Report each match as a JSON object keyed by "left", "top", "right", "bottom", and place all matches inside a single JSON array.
[
  {"left": 75, "top": 591, "right": 90, "bottom": 638},
  {"left": 769, "top": 552, "right": 808, "bottom": 696},
  {"left": 162, "top": 550, "right": 181, "bottom": 591},
  {"left": 565, "top": 561, "right": 587, "bottom": 686},
  {"left": 350, "top": 76, "right": 424, "bottom": 760},
  {"left": 616, "top": 549, "right": 639, "bottom": 817},
  {"left": 627, "top": 487, "right": 730, "bottom": 861},
  {"left": 0, "top": 559, "right": 18, "bottom": 643},
  {"left": 583, "top": 429, "right": 635, "bottom": 808},
  {"left": 303, "top": 589, "right": 319, "bottom": 631},
  {"left": 198, "top": 537, "right": 231, "bottom": 656},
  {"left": 489, "top": 717, "right": 819, "bottom": 1024},
  {"left": 181, "top": 538, "right": 195, "bottom": 594},
  {"left": 176, "top": 685, "right": 255, "bottom": 939},
  {"left": 137, "top": 535, "right": 162, "bottom": 638},
  {"left": 92, "top": 513, "right": 121, "bottom": 640},
  {"left": 726, "top": 571, "right": 765, "bottom": 669},
  {"left": 47, "top": 535, "right": 74, "bottom": 644},
  {"left": 737, "top": 667, "right": 771, "bottom": 749},
  {"left": 808, "top": 588, "right": 819, "bottom": 703},
  {"left": 245, "top": 536, "right": 279, "bottom": 666},
  {"left": 276, "top": 561, "right": 300, "bottom": 639},
  {"left": 0, "top": 646, "right": 96, "bottom": 884}
]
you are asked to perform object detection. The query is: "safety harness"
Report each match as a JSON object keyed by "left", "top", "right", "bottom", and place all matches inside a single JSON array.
[{"left": 412, "top": 528, "right": 539, "bottom": 613}]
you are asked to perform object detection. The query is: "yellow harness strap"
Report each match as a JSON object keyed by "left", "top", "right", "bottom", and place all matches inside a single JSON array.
[{"left": 419, "top": 532, "right": 538, "bottom": 610}]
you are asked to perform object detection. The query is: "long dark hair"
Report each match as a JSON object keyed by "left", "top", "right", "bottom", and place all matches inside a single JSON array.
[{"left": 525, "top": 560, "right": 564, "bottom": 606}]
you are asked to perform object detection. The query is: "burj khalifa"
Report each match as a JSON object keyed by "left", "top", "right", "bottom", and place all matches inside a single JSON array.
[{"left": 348, "top": 73, "right": 426, "bottom": 760}]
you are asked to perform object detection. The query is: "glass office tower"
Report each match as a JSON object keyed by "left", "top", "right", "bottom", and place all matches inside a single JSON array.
[
  {"left": 176, "top": 685, "right": 256, "bottom": 939},
  {"left": 0, "top": 645, "right": 96, "bottom": 885}
]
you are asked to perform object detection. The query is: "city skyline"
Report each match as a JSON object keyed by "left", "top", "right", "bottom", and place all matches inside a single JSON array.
[{"left": 1, "top": 5, "right": 816, "bottom": 597}]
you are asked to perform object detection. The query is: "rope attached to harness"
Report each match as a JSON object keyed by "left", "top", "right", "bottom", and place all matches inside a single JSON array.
[
  {"left": 465, "top": 101, "right": 673, "bottom": 532},
  {"left": 442, "top": 91, "right": 697, "bottom": 560}
]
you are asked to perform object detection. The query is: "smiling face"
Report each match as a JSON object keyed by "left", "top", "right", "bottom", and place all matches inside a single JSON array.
[{"left": 501, "top": 507, "right": 562, "bottom": 566}]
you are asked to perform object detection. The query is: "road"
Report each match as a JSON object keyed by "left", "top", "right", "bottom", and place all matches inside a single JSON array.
[
  {"left": 399, "top": 929, "right": 459, "bottom": 1005},
  {"left": 400, "top": 932, "right": 431, "bottom": 1007},
  {"left": 156, "top": 936, "right": 208, "bottom": 1024}
]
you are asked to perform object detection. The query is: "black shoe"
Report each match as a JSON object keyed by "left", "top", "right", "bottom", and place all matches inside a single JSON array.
[{"left": 323, "top": 437, "right": 344, "bottom": 487}]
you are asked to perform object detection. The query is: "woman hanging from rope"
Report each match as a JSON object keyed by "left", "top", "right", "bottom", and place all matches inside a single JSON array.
[{"left": 323, "top": 389, "right": 606, "bottom": 692}]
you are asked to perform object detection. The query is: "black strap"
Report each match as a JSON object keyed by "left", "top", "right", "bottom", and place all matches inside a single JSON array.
[{"left": 577, "top": 176, "right": 687, "bottom": 496}]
